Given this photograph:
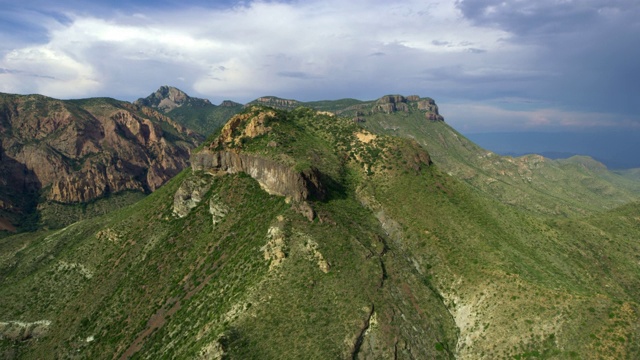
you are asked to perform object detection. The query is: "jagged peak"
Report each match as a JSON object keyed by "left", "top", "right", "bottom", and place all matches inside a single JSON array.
[{"left": 134, "top": 85, "right": 212, "bottom": 113}]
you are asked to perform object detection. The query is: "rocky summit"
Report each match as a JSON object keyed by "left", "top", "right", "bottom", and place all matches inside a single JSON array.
[{"left": 135, "top": 86, "right": 243, "bottom": 137}]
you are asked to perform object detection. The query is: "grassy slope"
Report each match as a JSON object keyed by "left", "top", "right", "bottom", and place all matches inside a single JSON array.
[
  {"left": 1, "top": 107, "right": 639, "bottom": 359},
  {"left": 166, "top": 103, "right": 243, "bottom": 137},
  {"left": 0, "top": 109, "right": 458, "bottom": 359},
  {"left": 358, "top": 111, "right": 640, "bottom": 216}
]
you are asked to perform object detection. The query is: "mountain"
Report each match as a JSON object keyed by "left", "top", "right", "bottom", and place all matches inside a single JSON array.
[
  {"left": 1, "top": 104, "right": 640, "bottom": 359},
  {"left": 135, "top": 86, "right": 243, "bottom": 137},
  {"left": 616, "top": 167, "right": 640, "bottom": 182},
  {"left": 241, "top": 94, "right": 640, "bottom": 216},
  {"left": 466, "top": 131, "right": 640, "bottom": 170},
  {"left": 0, "top": 93, "right": 201, "bottom": 233}
]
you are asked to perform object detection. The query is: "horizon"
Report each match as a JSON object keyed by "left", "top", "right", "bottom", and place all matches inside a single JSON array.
[{"left": 3, "top": 83, "right": 640, "bottom": 169}]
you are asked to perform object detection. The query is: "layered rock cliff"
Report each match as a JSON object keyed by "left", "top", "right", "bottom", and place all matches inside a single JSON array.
[
  {"left": 0, "top": 93, "right": 199, "bottom": 229},
  {"left": 191, "top": 149, "right": 325, "bottom": 203},
  {"left": 249, "top": 96, "right": 301, "bottom": 110},
  {"left": 373, "top": 94, "right": 444, "bottom": 120}
]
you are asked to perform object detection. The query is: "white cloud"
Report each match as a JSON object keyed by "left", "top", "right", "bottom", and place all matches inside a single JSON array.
[{"left": 0, "top": 0, "right": 521, "bottom": 101}]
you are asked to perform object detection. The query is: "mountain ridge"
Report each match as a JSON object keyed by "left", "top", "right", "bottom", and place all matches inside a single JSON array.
[
  {"left": 1, "top": 105, "right": 639, "bottom": 358},
  {"left": 1, "top": 89, "right": 640, "bottom": 358}
]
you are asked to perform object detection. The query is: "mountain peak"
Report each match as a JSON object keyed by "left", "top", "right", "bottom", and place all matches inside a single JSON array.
[{"left": 135, "top": 85, "right": 212, "bottom": 113}]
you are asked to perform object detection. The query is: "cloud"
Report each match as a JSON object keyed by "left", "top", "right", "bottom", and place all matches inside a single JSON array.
[
  {"left": 442, "top": 102, "right": 637, "bottom": 133},
  {"left": 0, "top": 0, "right": 516, "bottom": 102},
  {"left": 0, "top": 0, "right": 637, "bottom": 132},
  {"left": 456, "top": 0, "right": 640, "bottom": 115}
]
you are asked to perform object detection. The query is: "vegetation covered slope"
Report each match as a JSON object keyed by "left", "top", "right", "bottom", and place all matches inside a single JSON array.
[{"left": 1, "top": 106, "right": 639, "bottom": 359}]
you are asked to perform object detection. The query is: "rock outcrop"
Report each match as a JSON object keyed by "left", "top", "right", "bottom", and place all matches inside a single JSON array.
[
  {"left": 372, "top": 94, "right": 444, "bottom": 121},
  {"left": 172, "top": 175, "right": 212, "bottom": 218},
  {"left": 191, "top": 108, "right": 327, "bottom": 220},
  {"left": 249, "top": 96, "right": 301, "bottom": 110},
  {"left": 192, "top": 150, "right": 325, "bottom": 203},
  {"left": 134, "top": 85, "right": 212, "bottom": 113}
]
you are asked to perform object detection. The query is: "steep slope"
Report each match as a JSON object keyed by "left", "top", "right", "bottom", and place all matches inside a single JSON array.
[
  {"left": 0, "top": 107, "right": 459, "bottom": 359},
  {"left": 358, "top": 102, "right": 640, "bottom": 216},
  {"left": 135, "top": 86, "right": 243, "bottom": 137},
  {"left": 0, "top": 93, "right": 200, "bottom": 232},
  {"left": 1, "top": 106, "right": 639, "bottom": 359}
]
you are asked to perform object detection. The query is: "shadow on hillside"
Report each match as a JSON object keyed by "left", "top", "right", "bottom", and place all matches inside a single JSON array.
[
  {"left": 317, "top": 172, "right": 348, "bottom": 202},
  {"left": 0, "top": 144, "right": 42, "bottom": 231}
]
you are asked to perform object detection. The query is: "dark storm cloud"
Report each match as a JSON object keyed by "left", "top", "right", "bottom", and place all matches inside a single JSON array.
[{"left": 456, "top": 0, "right": 640, "bottom": 115}]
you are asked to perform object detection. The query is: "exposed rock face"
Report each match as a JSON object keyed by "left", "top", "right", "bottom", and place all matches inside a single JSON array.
[
  {"left": 214, "top": 109, "right": 275, "bottom": 148},
  {"left": 209, "top": 196, "right": 228, "bottom": 226},
  {"left": 192, "top": 150, "right": 325, "bottom": 203},
  {"left": 372, "top": 94, "right": 444, "bottom": 121},
  {"left": 250, "top": 96, "right": 301, "bottom": 110},
  {"left": 190, "top": 109, "right": 327, "bottom": 220},
  {"left": 0, "top": 92, "right": 199, "bottom": 226},
  {"left": 172, "top": 175, "right": 212, "bottom": 218},
  {"left": 262, "top": 224, "right": 287, "bottom": 271},
  {"left": 375, "top": 95, "right": 410, "bottom": 113},
  {"left": 0, "top": 320, "right": 51, "bottom": 342},
  {"left": 134, "top": 85, "right": 212, "bottom": 113}
]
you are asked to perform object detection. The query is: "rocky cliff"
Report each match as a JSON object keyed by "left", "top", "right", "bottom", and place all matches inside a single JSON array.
[
  {"left": 246, "top": 94, "right": 446, "bottom": 122},
  {"left": 373, "top": 94, "right": 444, "bottom": 120},
  {"left": 0, "top": 93, "right": 199, "bottom": 230},
  {"left": 248, "top": 96, "right": 301, "bottom": 110},
  {"left": 191, "top": 149, "right": 325, "bottom": 203}
]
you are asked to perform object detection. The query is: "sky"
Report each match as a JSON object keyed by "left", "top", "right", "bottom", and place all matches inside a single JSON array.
[{"left": 0, "top": 0, "right": 639, "bottom": 134}]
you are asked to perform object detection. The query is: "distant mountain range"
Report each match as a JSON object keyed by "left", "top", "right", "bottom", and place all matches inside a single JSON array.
[{"left": 467, "top": 131, "right": 640, "bottom": 169}]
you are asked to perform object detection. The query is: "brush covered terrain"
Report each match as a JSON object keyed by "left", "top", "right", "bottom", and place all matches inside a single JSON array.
[{"left": 0, "top": 97, "right": 639, "bottom": 359}]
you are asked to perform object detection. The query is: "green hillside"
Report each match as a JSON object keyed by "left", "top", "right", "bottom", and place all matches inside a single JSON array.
[
  {"left": 260, "top": 94, "right": 640, "bottom": 217},
  {"left": 1, "top": 106, "right": 639, "bottom": 359}
]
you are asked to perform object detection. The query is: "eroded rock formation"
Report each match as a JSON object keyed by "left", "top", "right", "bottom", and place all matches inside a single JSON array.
[
  {"left": 0, "top": 92, "right": 199, "bottom": 226},
  {"left": 372, "top": 94, "right": 444, "bottom": 121},
  {"left": 192, "top": 150, "right": 325, "bottom": 203}
]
